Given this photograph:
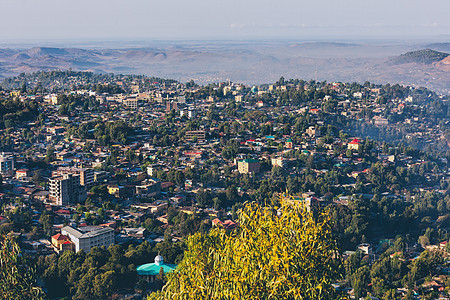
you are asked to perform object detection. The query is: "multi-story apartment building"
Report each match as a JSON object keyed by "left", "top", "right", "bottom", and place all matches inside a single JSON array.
[
  {"left": 238, "top": 159, "right": 261, "bottom": 174},
  {"left": 271, "top": 157, "right": 287, "bottom": 168},
  {"left": 0, "top": 152, "right": 15, "bottom": 175},
  {"left": 49, "top": 174, "right": 86, "bottom": 206},
  {"left": 123, "top": 98, "right": 138, "bottom": 109},
  {"left": 136, "top": 178, "right": 161, "bottom": 198},
  {"left": 61, "top": 226, "right": 115, "bottom": 253},
  {"left": 53, "top": 167, "right": 95, "bottom": 190},
  {"left": 185, "top": 130, "right": 206, "bottom": 142}
]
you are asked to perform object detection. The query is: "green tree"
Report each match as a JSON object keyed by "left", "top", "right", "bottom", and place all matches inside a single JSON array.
[
  {"left": 350, "top": 265, "right": 369, "bottom": 299},
  {"left": 39, "top": 211, "right": 54, "bottom": 236},
  {"left": 149, "top": 196, "right": 344, "bottom": 299},
  {"left": 45, "top": 145, "right": 56, "bottom": 163},
  {"left": 0, "top": 235, "right": 45, "bottom": 299}
]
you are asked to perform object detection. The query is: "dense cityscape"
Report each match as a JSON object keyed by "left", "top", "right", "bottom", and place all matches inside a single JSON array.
[{"left": 0, "top": 70, "right": 449, "bottom": 299}]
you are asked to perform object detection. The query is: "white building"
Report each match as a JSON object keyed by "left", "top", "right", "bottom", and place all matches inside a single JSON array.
[
  {"left": 271, "top": 157, "right": 286, "bottom": 168},
  {"left": 61, "top": 226, "right": 115, "bottom": 253},
  {"left": 180, "top": 109, "right": 196, "bottom": 119},
  {"left": 123, "top": 98, "right": 138, "bottom": 109},
  {"left": 0, "top": 152, "right": 15, "bottom": 175}
]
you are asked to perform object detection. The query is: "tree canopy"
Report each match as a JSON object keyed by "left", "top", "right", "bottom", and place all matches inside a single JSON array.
[
  {"left": 149, "top": 196, "right": 344, "bottom": 299},
  {"left": 0, "top": 234, "right": 44, "bottom": 300}
]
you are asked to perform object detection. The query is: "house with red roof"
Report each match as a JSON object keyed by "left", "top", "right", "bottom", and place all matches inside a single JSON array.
[
  {"left": 51, "top": 233, "right": 74, "bottom": 252},
  {"left": 348, "top": 138, "right": 361, "bottom": 150},
  {"left": 55, "top": 209, "right": 71, "bottom": 215},
  {"left": 212, "top": 218, "right": 238, "bottom": 230}
]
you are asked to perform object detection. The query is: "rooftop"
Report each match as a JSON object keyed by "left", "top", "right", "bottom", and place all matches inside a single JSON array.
[
  {"left": 62, "top": 226, "right": 114, "bottom": 239},
  {"left": 136, "top": 263, "right": 176, "bottom": 276}
]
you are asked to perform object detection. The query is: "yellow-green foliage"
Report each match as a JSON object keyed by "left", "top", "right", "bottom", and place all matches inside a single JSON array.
[
  {"left": 149, "top": 196, "right": 345, "bottom": 299},
  {"left": 0, "top": 234, "right": 45, "bottom": 300}
]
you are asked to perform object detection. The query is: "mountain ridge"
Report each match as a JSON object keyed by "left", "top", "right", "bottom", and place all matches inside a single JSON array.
[{"left": 0, "top": 43, "right": 449, "bottom": 93}]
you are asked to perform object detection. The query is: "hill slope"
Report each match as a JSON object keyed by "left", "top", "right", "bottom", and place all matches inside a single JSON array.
[{"left": 391, "top": 49, "right": 449, "bottom": 65}]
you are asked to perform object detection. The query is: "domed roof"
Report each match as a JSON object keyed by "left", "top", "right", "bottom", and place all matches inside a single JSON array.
[{"left": 155, "top": 255, "right": 164, "bottom": 266}]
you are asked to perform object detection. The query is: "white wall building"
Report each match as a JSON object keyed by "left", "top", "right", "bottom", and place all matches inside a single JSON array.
[
  {"left": 0, "top": 152, "right": 15, "bottom": 175},
  {"left": 61, "top": 226, "right": 115, "bottom": 253}
]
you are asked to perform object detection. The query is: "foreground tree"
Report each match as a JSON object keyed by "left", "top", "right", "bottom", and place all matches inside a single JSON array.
[
  {"left": 0, "top": 234, "right": 45, "bottom": 299},
  {"left": 149, "top": 196, "right": 345, "bottom": 299}
]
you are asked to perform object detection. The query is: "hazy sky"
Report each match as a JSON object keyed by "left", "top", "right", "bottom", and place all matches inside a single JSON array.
[{"left": 1, "top": 0, "right": 449, "bottom": 41}]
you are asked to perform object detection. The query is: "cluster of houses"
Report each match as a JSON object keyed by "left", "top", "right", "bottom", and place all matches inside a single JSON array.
[{"left": 0, "top": 74, "right": 449, "bottom": 298}]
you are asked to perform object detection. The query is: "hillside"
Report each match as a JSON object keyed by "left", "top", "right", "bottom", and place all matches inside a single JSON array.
[{"left": 391, "top": 48, "right": 449, "bottom": 65}]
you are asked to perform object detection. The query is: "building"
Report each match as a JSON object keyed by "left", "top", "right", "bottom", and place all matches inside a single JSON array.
[
  {"left": 47, "top": 126, "right": 65, "bottom": 135},
  {"left": 238, "top": 159, "right": 260, "bottom": 174},
  {"left": 51, "top": 233, "right": 74, "bottom": 252},
  {"left": 94, "top": 170, "right": 108, "bottom": 183},
  {"left": 287, "top": 196, "right": 320, "bottom": 213},
  {"left": 212, "top": 218, "right": 238, "bottom": 230},
  {"left": 107, "top": 185, "right": 125, "bottom": 198},
  {"left": 185, "top": 130, "right": 206, "bottom": 142},
  {"left": 15, "top": 169, "right": 30, "bottom": 180},
  {"left": 123, "top": 98, "right": 138, "bottom": 109},
  {"left": 271, "top": 157, "right": 286, "bottom": 168},
  {"left": 180, "top": 109, "right": 196, "bottom": 119},
  {"left": 177, "top": 95, "right": 186, "bottom": 104},
  {"left": 358, "top": 243, "right": 372, "bottom": 255},
  {"left": 147, "top": 164, "right": 162, "bottom": 177},
  {"left": 285, "top": 138, "right": 293, "bottom": 149},
  {"left": 166, "top": 100, "right": 178, "bottom": 112},
  {"left": 305, "top": 126, "right": 320, "bottom": 137},
  {"left": 34, "top": 190, "right": 49, "bottom": 202},
  {"left": 373, "top": 116, "right": 389, "bottom": 126},
  {"left": 49, "top": 174, "right": 86, "bottom": 206},
  {"left": 136, "top": 179, "right": 161, "bottom": 198},
  {"left": 0, "top": 152, "right": 15, "bottom": 175},
  {"left": 53, "top": 167, "right": 95, "bottom": 190},
  {"left": 136, "top": 255, "right": 176, "bottom": 283},
  {"left": 61, "top": 226, "right": 115, "bottom": 253},
  {"left": 132, "top": 201, "right": 168, "bottom": 215},
  {"left": 347, "top": 138, "right": 361, "bottom": 150}
]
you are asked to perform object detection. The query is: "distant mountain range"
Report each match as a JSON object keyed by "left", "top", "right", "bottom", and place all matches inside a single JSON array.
[{"left": 0, "top": 41, "right": 449, "bottom": 93}]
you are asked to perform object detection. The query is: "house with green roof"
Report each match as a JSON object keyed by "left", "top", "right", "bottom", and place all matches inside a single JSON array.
[
  {"left": 237, "top": 158, "right": 260, "bottom": 174},
  {"left": 136, "top": 255, "right": 177, "bottom": 283},
  {"left": 285, "top": 138, "right": 293, "bottom": 149}
]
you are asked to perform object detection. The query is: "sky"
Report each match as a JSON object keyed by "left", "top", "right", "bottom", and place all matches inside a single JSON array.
[{"left": 1, "top": 0, "right": 449, "bottom": 42}]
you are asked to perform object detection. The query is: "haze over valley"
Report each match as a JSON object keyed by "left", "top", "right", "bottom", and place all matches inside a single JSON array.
[{"left": 1, "top": 40, "right": 449, "bottom": 93}]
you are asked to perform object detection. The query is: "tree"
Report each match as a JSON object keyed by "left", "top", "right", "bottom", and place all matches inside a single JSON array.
[
  {"left": 350, "top": 265, "right": 369, "bottom": 299},
  {"left": 149, "top": 196, "right": 344, "bottom": 299},
  {"left": 32, "top": 170, "right": 43, "bottom": 185},
  {"left": 45, "top": 145, "right": 56, "bottom": 163},
  {"left": 155, "top": 267, "right": 166, "bottom": 289},
  {"left": 89, "top": 185, "right": 109, "bottom": 199},
  {"left": 0, "top": 235, "right": 45, "bottom": 299},
  {"left": 39, "top": 211, "right": 54, "bottom": 236}
]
